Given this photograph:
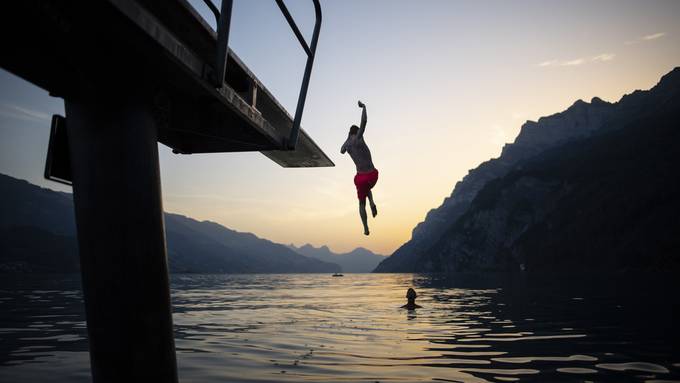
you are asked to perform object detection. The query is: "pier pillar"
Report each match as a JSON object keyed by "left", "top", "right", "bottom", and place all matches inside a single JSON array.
[{"left": 65, "top": 94, "right": 178, "bottom": 383}]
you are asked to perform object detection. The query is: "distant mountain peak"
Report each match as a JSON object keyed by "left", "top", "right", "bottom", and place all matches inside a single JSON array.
[
  {"left": 658, "top": 66, "right": 680, "bottom": 85},
  {"left": 289, "top": 243, "right": 385, "bottom": 273},
  {"left": 590, "top": 96, "right": 609, "bottom": 106},
  {"left": 571, "top": 98, "right": 588, "bottom": 107}
]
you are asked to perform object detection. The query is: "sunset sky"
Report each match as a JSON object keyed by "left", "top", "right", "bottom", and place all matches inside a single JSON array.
[{"left": 1, "top": 0, "right": 679, "bottom": 255}]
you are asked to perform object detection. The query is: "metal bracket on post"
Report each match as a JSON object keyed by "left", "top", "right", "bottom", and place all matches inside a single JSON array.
[{"left": 44, "top": 115, "right": 73, "bottom": 186}]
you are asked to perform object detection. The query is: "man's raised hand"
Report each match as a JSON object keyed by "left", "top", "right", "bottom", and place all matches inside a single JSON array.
[{"left": 358, "top": 100, "right": 365, "bottom": 108}]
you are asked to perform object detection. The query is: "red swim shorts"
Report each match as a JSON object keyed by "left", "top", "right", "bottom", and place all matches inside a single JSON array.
[{"left": 354, "top": 169, "right": 379, "bottom": 200}]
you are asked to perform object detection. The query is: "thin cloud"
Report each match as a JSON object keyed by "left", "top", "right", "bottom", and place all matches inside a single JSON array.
[
  {"left": 562, "top": 58, "right": 586, "bottom": 66},
  {"left": 643, "top": 32, "right": 666, "bottom": 41},
  {"left": 538, "top": 60, "right": 558, "bottom": 67},
  {"left": 592, "top": 53, "right": 615, "bottom": 62},
  {"left": 538, "top": 54, "right": 614, "bottom": 68},
  {"left": 0, "top": 103, "right": 51, "bottom": 122},
  {"left": 626, "top": 32, "right": 666, "bottom": 45}
]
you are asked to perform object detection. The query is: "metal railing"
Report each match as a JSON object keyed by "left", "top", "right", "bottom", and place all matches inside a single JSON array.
[{"left": 202, "top": 0, "right": 322, "bottom": 150}]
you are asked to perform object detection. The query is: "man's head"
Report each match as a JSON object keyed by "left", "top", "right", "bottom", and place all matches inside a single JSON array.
[
  {"left": 349, "top": 125, "right": 359, "bottom": 135},
  {"left": 406, "top": 288, "right": 417, "bottom": 301}
]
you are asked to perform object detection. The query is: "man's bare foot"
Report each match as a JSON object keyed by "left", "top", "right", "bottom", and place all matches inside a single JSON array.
[
  {"left": 364, "top": 227, "right": 370, "bottom": 236},
  {"left": 370, "top": 204, "right": 378, "bottom": 217}
]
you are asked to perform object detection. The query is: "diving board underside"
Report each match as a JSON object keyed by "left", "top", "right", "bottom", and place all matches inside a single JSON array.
[{"left": 0, "top": 0, "right": 333, "bottom": 168}]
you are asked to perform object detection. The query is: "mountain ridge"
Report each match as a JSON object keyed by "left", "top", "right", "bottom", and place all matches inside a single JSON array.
[
  {"left": 375, "top": 66, "right": 680, "bottom": 273},
  {"left": 0, "top": 173, "right": 341, "bottom": 274},
  {"left": 288, "top": 243, "right": 385, "bottom": 273}
]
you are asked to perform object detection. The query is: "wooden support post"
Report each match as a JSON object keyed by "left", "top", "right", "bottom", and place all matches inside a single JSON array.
[{"left": 65, "top": 94, "right": 178, "bottom": 383}]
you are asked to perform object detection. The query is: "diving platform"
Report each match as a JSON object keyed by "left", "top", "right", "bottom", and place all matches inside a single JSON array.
[
  {"left": 2, "top": 0, "right": 333, "bottom": 167},
  {"left": 1, "top": 1, "right": 330, "bottom": 382}
]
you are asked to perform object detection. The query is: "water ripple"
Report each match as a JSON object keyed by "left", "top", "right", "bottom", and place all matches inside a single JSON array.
[{"left": 0, "top": 273, "right": 679, "bottom": 382}]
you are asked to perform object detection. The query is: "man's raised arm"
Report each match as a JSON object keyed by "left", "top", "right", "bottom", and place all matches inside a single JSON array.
[{"left": 357, "top": 100, "right": 367, "bottom": 138}]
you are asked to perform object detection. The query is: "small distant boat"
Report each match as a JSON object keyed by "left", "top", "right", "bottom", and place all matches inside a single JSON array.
[{"left": 332, "top": 273, "right": 344, "bottom": 277}]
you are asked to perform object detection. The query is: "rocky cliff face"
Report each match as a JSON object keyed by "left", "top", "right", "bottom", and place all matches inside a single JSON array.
[
  {"left": 419, "top": 105, "right": 680, "bottom": 272},
  {"left": 375, "top": 97, "right": 616, "bottom": 272},
  {"left": 375, "top": 67, "right": 680, "bottom": 273}
]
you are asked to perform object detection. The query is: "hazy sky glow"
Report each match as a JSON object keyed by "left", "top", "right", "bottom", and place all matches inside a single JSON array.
[{"left": 1, "top": 0, "right": 679, "bottom": 254}]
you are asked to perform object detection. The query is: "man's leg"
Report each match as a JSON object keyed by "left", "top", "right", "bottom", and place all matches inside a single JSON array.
[
  {"left": 367, "top": 190, "right": 378, "bottom": 217},
  {"left": 359, "top": 199, "right": 369, "bottom": 235}
]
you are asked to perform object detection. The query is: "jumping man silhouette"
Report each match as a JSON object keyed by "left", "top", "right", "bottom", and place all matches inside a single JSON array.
[{"left": 341, "top": 101, "right": 378, "bottom": 235}]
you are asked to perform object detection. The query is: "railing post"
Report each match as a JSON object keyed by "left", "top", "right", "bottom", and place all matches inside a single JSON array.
[
  {"left": 286, "top": 0, "right": 322, "bottom": 149},
  {"left": 206, "top": 0, "right": 322, "bottom": 149},
  {"left": 214, "top": 0, "right": 233, "bottom": 87}
]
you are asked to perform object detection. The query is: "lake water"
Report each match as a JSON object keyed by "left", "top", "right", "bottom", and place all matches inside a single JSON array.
[{"left": 1, "top": 273, "right": 679, "bottom": 382}]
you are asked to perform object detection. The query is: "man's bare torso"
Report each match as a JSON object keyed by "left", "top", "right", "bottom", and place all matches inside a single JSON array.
[{"left": 342, "top": 135, "right": 375, "bottom": 173}]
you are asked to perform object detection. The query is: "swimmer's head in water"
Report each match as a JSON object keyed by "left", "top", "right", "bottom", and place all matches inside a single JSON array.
[
  {"left": 406, "top": 288, "right": 417, "bottom": 300},
  {"left": 349, "top": 125, "right": 359, "bottom": 135},
  {"left": 401, "top": 288, "right": 421, "bottom": 309}
]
